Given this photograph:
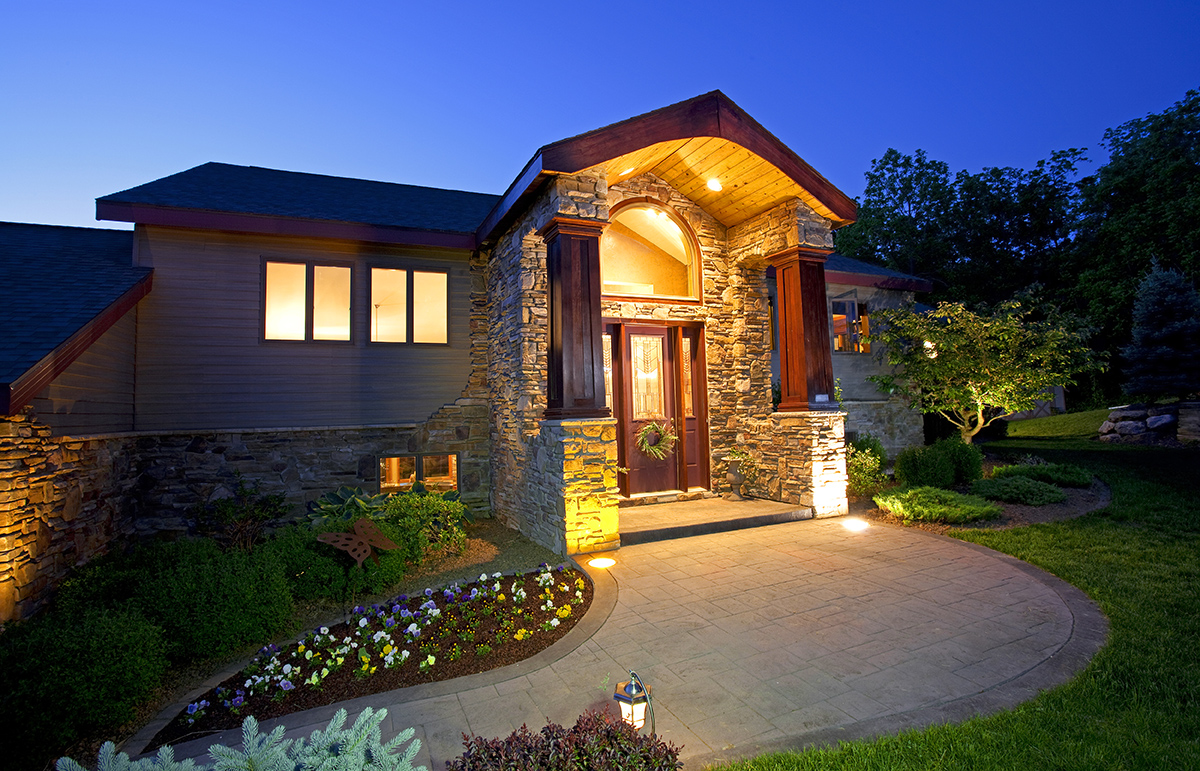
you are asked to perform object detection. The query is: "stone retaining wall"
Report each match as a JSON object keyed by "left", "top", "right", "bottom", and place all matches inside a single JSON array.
[
  {"left": 0, "top": 409, "right": 136, "bottom": 622},
  {"left": 1097, "top": 404, "right": 1180, "bottom": 444}
]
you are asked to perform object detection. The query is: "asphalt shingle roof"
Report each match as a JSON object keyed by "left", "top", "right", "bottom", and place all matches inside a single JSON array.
[
  {"left": 825, "top": 252, "right": 926, "bottom": 282},
  {"left": 98, "top": 162, "right": 502, "bottom": 235},
  {"left": 0, "top": 222, "right": 145, "bottom": 385}
]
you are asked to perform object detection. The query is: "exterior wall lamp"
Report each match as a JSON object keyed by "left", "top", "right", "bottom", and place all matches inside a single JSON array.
[{"left": 613, "top": 670, "right": 654, "bottom": 733}]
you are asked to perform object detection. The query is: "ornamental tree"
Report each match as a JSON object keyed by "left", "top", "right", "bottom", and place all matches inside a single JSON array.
[{"left": 868, "top": 301, "right": 1098, "bottom": 443}]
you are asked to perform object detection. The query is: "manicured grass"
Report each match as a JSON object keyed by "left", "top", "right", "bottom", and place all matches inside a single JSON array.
[
  {"left": 1005, "top": 407, "right": 1109, "bottom": 439},
  {"left": 709, "top": 431, "right": 1200, "bottom": 770}
]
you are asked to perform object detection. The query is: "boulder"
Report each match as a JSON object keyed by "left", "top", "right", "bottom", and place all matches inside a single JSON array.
[
  {"left": 1116, "top": 420, "right": 1147, "bottom": 435},
  {"left": 1147, "top": 414, "right": 1177, "bottom": 431},
  {"left": 1108, "top": 408, "right": 1148, "bottom": 421},
  {"left": 1099, "top": 421, "right": 1116, "bottom": 434}
]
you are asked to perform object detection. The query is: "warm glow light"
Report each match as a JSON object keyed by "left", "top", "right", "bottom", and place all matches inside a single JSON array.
[
  {"left": 621, "top": 167, "right": 635, "bottom": 176},
  {"left": 842, "top": 518, "right": 869, "bottom": 532},
  {"left": 589, "top": 557, "right": 616, "bottom": 569},
  {"left": 706, "top": 178, "right": 722, "bottom": 191}
]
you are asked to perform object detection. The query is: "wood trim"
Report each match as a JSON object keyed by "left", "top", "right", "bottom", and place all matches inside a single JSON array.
[
  {"left": 97, "top": 201, "right": 478, "bottom": 251},
  {"left": 539, "top": 217, "right": 611, "bottom": 420},
  {"left": 474, "top": 155, "right": 551, "bottom": 247},
  {"left": 4, "top": 272, "right": 153, "bottom": 415},
  {"left": 765, "top": 245, "right": 834, "bottom": 265},
  {"left": 538, "top": 92, "right": 857, "bottom": 223}
]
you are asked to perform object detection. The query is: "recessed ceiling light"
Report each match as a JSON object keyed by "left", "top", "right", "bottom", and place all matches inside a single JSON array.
[
  {"left": 621, "top": 167, "right": 636, "bottom": 176},
  {"left": 706, "top": 178, "right": 722, "bottom": 192}
]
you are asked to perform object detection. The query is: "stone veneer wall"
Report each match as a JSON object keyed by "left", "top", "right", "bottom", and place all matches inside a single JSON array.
[
  {"left": 741, "top": 411, "right": 848, "bottom": 516},
  {"left": 485, "top": 170, "right": 616, "bottom": 553},
  {"left": 0, "top": 409, "right": 137, "bottom": 622},
  {"left": 842, "top": 399, "right": 924, "bottom": 459}
]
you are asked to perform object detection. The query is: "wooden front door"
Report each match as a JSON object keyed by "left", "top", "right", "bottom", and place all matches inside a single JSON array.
[{"left": 603, "top": 322, "right": 709, "bottom": 496}]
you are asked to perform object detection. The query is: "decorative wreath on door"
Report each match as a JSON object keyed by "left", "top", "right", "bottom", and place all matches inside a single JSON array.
[{"left": 635, "top": 419, "right": 679, "bottom": 460}]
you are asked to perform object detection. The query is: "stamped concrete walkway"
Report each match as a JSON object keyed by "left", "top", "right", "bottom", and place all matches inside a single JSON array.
[{"left": 140, "top": 518, "right": 1106, "bottom": 769}]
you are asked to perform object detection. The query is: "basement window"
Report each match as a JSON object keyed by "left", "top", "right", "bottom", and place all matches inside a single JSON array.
[{"left": 380, "top": 454, "right": 458, "bottom": 493}]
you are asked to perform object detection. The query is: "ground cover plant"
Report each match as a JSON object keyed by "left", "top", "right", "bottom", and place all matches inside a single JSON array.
[
  {"left": 873, "top": 486, "right": 1001, "bottom": 524},
  {"left": 990, "top": 461, "right": 1093, "bottom": 488},
  {"left": 971, "top": 475, "right": 1068, "bottom": 505},
  {"left": 712, "top": 423, "right": 1199, "bottom": 769},
  {"left": 150, "top": 563, "right": 591, "bottom": 750}
]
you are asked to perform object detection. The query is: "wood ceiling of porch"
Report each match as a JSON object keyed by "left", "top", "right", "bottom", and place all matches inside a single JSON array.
[{"left": 598, "top": 136, "right": 834, "bottom": 229}]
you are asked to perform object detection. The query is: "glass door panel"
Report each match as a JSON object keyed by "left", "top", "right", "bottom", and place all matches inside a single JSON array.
[{"left": 630, "top": 334, "right": 667, "bottom": 420}]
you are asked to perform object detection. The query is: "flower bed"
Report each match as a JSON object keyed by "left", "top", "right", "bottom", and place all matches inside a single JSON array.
[{"left": 150, "top": 563, "right": 592, "bottom": 750}]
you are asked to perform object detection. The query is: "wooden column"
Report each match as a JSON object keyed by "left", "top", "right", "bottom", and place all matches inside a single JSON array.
[
  {"left": 768, "top": 246, "right": 835, "bottom": 412},
  {"left": 538, "top": 217, "right": 611, "bottom": 419}
]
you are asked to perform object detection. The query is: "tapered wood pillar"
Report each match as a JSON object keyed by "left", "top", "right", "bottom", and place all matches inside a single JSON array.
[
  {"left": 768, "top": 246, "right": 835, "bottom": 411},
  {"left": 539, "top": 217, "right": 611, "bottom": 419}
]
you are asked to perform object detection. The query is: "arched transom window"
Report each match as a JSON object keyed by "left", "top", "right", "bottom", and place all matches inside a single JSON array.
[{"left": 600, "top": 202, "right": 700, "bottom": 301}]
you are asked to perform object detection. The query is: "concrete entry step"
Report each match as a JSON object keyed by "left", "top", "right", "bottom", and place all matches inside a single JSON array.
[{"left": 618, "top": 496, "right": 813, "bottom": 545}]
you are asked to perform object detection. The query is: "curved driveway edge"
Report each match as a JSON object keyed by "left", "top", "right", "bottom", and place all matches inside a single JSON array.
[{"left": 684, "top": 526, "right": 1108, "bottom": 769}]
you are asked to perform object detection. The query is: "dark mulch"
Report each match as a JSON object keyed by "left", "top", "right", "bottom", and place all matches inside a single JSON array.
[{"left": 148, "top": 566, "right": 593, "bottom": 750}]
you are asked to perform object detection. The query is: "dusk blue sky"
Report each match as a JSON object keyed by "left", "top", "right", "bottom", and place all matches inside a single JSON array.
[{"left": 3, "top": 1, "right": 1198, "bottom": 231}]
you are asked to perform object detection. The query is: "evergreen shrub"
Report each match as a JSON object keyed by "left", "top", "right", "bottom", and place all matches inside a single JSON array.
[
  {"left": 929, "top": 438, "right": 984, "bottom": 484},
  {"left": 133, "top": 539, "right": 293, "bottom": 662},
  {"left": 57, "top": 708, "right": 424, "bottom": 771},
  {"left": 972, "top": 476, "right": 1068, "bottom": 506},
  {"left": 893, "top": 446, "right": 955, "bottom": 488},
  {"left": 447, "top": 709, "right": 682, "bottom": 771},
  {"left": 1, "top": 606, "right": 167, "bottom": 768},
  {"left": 874, "top": 486, "right": 1002, "bottom": 524},
  {"left": 993, "top": 462, "right": 1092, "bottom": 488}
]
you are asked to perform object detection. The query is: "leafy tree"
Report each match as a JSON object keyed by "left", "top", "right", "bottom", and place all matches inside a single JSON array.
[
  {"left": 867, "top": 301, "right": 1098, "bottom": 443},
  {"left": 1068, "top": 89, "right": 1200, "bottom": 399},
  {"left": 835, "top": 148, "right": 1084, "bottom": 308},
  {"left": 1121, "top": 265, "right": 1200, "bottom": 401}
]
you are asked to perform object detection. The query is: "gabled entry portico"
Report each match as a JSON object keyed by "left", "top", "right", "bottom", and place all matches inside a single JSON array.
[{"left": 480, "top": 91, "right": 854, "bottom": 555}]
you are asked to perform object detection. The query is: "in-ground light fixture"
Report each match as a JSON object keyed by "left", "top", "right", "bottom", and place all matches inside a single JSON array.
[{"left": 613, "top": 670, "right": 654, "bottom": 733}]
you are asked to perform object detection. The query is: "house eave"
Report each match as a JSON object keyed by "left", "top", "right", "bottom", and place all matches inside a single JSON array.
[
  {"left": 825, "top": 271, "right": 934, "bottom": 293},
  {"left": 96, "top": 201, "right": 478, "bottom": 251},
  {"left": 3, "top": 271, "right": 153, "bottom": 416}
]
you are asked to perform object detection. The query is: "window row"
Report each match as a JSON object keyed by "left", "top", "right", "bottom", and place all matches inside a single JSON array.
[{"left": 263, "top": 262, "right": 449, "bottom": 343}]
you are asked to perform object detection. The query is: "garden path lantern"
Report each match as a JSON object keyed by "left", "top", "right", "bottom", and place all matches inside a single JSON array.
[{"left": 613, "top": 670, "right": 653, "bottom": 733}]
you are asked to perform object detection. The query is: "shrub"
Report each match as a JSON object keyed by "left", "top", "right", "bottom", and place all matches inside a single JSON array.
[
  {"left": 384, "top": 489, "right": 468, "bottom": 557},
  {"left": 192, "top": 475, "right": 291, "bottom": 551},
  {"left": 992, "top": 462, "right": 1092, "bottom": 488},
  {"left": 57, "top": 708, "right": 424, "bottom": 771},
  {"left": 261, "top": 524, "right": 348, "bottom": 601},
  {"left": 893, "top": 445, "right": 955, "bottom": 489},
  {"left": 874, "top": 486, "right": 1002, "bottom": 524},
  {"left": 850, "top": 432, "right": 887, "bottom": 465},
  {"left": 928, "top": 438, "right": 983, "bottom": 484},
  {"left": 133, "top": 539, "right": 293, "bottom": 662},
  {"left": 447, "top": 709, "right": 682, "bottom": 771},
  {"left": 1, "top": 606, "right": 167, "bottom": 768},
  {"left": 847, "top": 444, "right": 888, "bottom": 497},
  {"left": 973, "top": 476, "right": 1068, "bottom": 506}
]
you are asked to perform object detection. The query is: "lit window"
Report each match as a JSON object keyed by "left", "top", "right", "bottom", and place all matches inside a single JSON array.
[
  {"left": 371, "top": 268, "right": 408, "bottom": 342},
  {"left": 831, "top": 295, "right": 870, "bottom": 354},
  {"left": 265, "top": 261, "right": 350, "bottom": 341},
  {"left": 370, "top": 268, "right": 449, "bottom": 344},
  {"left": 380, "top": 454, "right": 458, "bottom": 493},
  {"left": 600, "top": 203, "right": 699, "bottom": 300}
]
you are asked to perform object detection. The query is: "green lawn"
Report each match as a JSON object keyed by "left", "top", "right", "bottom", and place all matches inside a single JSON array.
[{"left": 710, "top": 428, "right": 1199, "bottom": 770}]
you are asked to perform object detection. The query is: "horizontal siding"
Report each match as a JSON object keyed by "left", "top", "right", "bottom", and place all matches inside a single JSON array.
[
  {"left": 33, "top": 311, "right": 136, "bottom": 434},
  {"left": 134, "top": 228, "right": 476, "bottom": 431}
]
